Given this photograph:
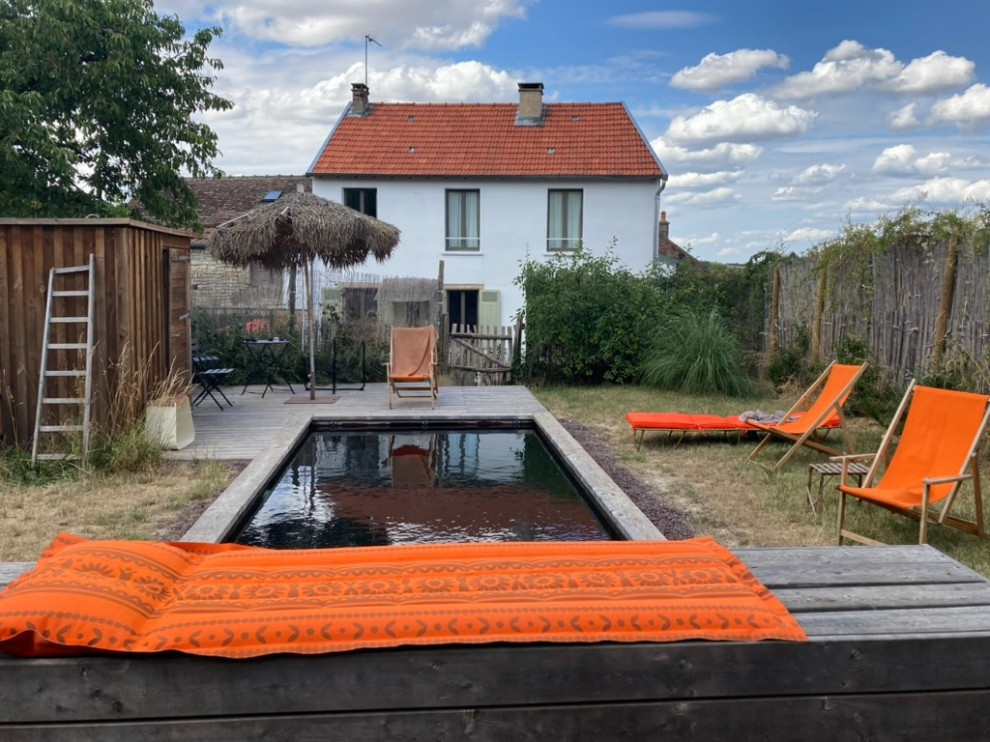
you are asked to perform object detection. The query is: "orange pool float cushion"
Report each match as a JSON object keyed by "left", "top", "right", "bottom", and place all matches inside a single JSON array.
[{"left": 0, "top": 534, "right": 807, "bottom": 658}]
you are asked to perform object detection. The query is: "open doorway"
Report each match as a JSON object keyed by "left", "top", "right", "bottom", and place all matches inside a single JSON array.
[{"left": 447, "top": 289, "right": 478, "bottom": 330}]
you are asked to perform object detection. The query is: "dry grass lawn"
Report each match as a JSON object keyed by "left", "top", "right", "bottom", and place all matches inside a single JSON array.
[
  {"left": 0, "top": 461, "right": 236, "bottom": 562},
  {"left": 533, "top": 385, "right": 990, "bottom": 578}
]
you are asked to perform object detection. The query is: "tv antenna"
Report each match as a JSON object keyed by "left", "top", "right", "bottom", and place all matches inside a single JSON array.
[{"left": 364, "top": 35, "right": 381, "bottom": 87}]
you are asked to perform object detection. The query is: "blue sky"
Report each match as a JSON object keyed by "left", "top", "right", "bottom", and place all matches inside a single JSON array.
[{"left": 159, "top": 0, "right": 990, "bottom": 261}]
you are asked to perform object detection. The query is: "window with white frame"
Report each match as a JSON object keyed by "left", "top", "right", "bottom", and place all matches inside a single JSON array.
[
  {"left": 446, "top": 189, "right": 480, "bottom": 251},
  {"left": 547, "top": 189, "right": 583, "bottom": 251}
]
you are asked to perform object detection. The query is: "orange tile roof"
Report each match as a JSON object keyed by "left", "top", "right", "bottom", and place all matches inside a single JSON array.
[{"left": 309, "top": 103, "right": 665, "bottom": 179}]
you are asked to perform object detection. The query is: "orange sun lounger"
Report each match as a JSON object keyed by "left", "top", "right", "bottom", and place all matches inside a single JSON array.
[
  {"left": 625, "top": 411, "right": 840, "bottom": 451},
  {"left": 836, "top": 382, "right": 990, "bottom": 545},
  {"left": 0, "top": 533, "right": 807, "bottom": 658}
]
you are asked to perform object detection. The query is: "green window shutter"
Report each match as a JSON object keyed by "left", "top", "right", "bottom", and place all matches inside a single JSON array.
[
  {"left": 478, "top": 289, "right": 500, "bottom": 329},
  {"left": 322, "top": 287, "right": 342, "bottom": 317}
]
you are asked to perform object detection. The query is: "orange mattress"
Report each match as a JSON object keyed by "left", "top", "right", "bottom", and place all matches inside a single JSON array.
[
  {"left": 626, "top": 411, "right": 840, "bottom": 433},
  {"left": 0, "top": 533, "right": 807, "bottom": 658}
]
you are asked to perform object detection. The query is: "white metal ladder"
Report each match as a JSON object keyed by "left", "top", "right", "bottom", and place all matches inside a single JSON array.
[{"left": 31, "top": 255, "right": 96, "bottom": 466}]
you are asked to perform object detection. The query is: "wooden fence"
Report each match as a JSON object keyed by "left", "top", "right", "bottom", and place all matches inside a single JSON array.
[
  {"left": 768, "top": 238, "right": 990, "bottom": 383},
  {"left": 444, "top": 324, "right": 521, "bottom": 386}
]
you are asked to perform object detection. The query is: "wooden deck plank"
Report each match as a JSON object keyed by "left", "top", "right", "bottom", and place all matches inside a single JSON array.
[
  {"left": 4, "top": 689, "right": 990, "bottom": 741},
  {"left": 773, "top": 581, "right": 990, "bottom": 612},
  {"left": 3, "top": 635, "right": 990, "bottom": 724}
]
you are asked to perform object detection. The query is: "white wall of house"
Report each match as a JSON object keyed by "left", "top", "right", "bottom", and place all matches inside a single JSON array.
[{"left": 312, "top": 177, "right": 663, "bottom": 327}]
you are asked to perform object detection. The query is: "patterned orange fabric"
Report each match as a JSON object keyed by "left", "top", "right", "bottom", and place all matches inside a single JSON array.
[
  {"left": 840, "top": 386, "right": 990, "bottom": 509},
  {"left": 0, "top": 534, "right": 807, "bottom": 658}
]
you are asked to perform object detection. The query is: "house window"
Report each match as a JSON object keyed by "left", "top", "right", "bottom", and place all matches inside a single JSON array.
[
  {"left": 446, "top": 190, "right": 480, "bottom": 251},
  {"left": 343, "top": 188, "right": 377, "bottom": 217},
  {"left": 547, "top": 189, "right": 583, "bottom": 251}
]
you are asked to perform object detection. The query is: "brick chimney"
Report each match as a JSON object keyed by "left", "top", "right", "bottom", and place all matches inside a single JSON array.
[
  {"left": 659, "top": 211, "right": 670, "bottom": 241},
  {"left": 350, "top": 82, "right": 370, "bottom": 117},
  {"left": 516, "top": 82, "right": 544, "bottom": 126}
]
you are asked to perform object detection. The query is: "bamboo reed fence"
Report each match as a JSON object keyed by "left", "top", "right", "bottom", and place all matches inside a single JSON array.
[{"left": 767, "top": 238, "right": 990, "bottom": 383}]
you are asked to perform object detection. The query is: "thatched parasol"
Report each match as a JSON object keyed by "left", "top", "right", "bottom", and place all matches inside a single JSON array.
[{"left": 207, "top": 191, "right": 400, "bottom": 398}]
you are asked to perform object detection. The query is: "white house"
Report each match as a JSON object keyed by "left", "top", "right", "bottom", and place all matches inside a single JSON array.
[{"left": 307, "top": 82, "right": 668, "bottom": 329}]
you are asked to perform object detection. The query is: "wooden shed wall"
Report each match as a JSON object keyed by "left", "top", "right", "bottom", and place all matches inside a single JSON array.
[{"left": 0, "top": 220, "right": 191, "bottom": 449}]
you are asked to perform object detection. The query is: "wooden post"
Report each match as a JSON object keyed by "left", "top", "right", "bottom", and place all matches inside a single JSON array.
[
  {"left": 810, "top": 268, "right": 826, "bottom": 365},
  {"left": 932, "top": 239, "right": 959, "bottom": 367},
  {"left": 768, "top": 264, "right": 781, "bottom": 358}
]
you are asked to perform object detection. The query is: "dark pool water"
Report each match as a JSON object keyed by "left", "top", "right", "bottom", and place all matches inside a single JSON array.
[{"left": 231, "top": 429, "right": 614, "bottom": 549}]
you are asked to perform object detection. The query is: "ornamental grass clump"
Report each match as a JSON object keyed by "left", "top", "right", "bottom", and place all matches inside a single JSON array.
[{"left": 639, "top": 308, "right": 752, "bottom": 397}]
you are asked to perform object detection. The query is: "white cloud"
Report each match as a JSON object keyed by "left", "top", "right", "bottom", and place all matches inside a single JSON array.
[
  {"left": 665, "top": 187, "right": 741, "bottom": 206},
  {"left": 670, "top": 49, "right": 789, "bottom": 92},
  {"left": 794, "top": 163, "right": 845, "bottom": 185},
  {"left": 883, "top": 51, "right": 975, "bottom": 94},
  {"left": 930, "top": 84, "right": 990, "bottom": 129},
  {"left": 872, "top": 144, "right": 918, "bottom": 175},
  {"left": 845, "top": 196, "right": 893, "bottom": 214},
  {"left": 664, "top": 93, "right": 816, "bottom": 145},
  {"left": 175, "top": 0, "right": 529, "bottom": 49},
  {"left": 651, "top": 138, "right": 763, "bottom": 170},
  {"left": 201, "top": 55, "right": 518, "bottom": 174},
  {"left": 783, "top": 227, "right": 835, "bottom": 244},
  {"left": 914, "top": 152, "right": 954, "bottom": 175},
  {"left": 889, "top": 103, "right": 921, "bottom": 130},
  {"left": 607, "top": 11, "right": 717, "bottom": 29},
  {"left": 670, "top": 170, "right": 744, "bottom": 188},
  {"left": 773, "top": 186, "right": 824, "bottom": 201},
  {"left": 891, "top": 177, "right": 990, "bottom": 203},
  {"left": 682, "top": 232, "right": 720, "bottom": 246},
  {"left": 775, "top": 40, "right": 902, "bottom": 99},
  {"left": 872, "top": 144, "right": 986, "bottom": 177}
]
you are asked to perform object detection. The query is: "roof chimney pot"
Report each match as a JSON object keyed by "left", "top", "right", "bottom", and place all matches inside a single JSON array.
[
  {"left": 659, "top": 211, "right": 670, "bottom": 241},
  {"left": 516, "top": 82, "right": 544, "bottom": 126},
  {"left": 350, "top": 82, "right": 370, "bottom": 117}
]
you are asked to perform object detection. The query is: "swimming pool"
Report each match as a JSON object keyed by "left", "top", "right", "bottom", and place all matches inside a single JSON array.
[
  {"left": 183, "top": 413, "right": 663, "bottom": 546},
  {"left": 229, "top": 424, "right": 616, "bottom": 548}
]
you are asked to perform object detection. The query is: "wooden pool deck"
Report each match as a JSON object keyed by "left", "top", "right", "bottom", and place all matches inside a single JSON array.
[
  {"left": 166, "top": 383, "right": 548, "bottom": 461},
  {"left": 3, "top": 384, "right": 990, "bottom": 739}
]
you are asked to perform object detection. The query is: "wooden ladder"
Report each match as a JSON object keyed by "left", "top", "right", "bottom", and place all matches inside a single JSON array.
[{"left": 31, "top": 255, "right": 96, "bottom": 466}]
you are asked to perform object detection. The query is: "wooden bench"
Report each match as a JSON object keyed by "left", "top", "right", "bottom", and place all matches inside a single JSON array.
[{"left": 3, "top": 545, "right": 990, "bottom": 740}]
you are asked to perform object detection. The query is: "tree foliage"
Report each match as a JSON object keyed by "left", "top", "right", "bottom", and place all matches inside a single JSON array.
[{"left": 0, "top": 0, "right": 232, "bottom": 226}]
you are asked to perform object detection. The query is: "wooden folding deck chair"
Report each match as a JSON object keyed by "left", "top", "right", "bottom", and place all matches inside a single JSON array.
[
  {"left": 835, "top": 382, "right": 990, "bottom": 545},
  {"left": 387, "top": 326, "right": 438, "bottom": 409},
  {"left": 747, "top": 361, "right": 867, "bottom": 471}
]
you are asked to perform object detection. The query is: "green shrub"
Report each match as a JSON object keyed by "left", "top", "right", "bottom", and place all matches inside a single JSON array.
[
  {"left": 515, "top": 245, "right": 668, "bottom": 384},
  {"left": 639, "top": 308, "right": 753, "bottom": 396}
]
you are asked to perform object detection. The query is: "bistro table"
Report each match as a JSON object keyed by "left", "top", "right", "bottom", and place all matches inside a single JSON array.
[{"left": 241, "top": 339, "right": 295, "bottom": 398}]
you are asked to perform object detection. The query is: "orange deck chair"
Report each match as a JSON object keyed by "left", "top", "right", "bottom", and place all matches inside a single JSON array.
[
  {"left": 835, "top": 382, "right": 990, "bottom": 545},
  {"left": 747, "top": 361, "right": 868, "bottom": 471},
  {"left": 387, "top": 326, "right": 438, "bottom": 409}
]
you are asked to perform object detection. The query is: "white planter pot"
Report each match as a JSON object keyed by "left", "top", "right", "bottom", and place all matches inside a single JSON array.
[{"left": 145, "top": 395, "right": 195, "bottom": 450}]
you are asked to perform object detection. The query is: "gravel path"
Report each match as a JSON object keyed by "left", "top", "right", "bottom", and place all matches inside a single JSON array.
[{"left": 558, "top": 418, "right": 695, "bottom": 540}]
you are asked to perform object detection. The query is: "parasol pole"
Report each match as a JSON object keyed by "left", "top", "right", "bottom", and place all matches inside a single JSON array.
[{"left": 305, "top": 257, "right": 317, "bottom": 399}]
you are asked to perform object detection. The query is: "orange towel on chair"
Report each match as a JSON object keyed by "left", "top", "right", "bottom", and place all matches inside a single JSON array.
[
  {"left": 390, "top": 326, "right": 436, "bottom": 379},
  {"left": 0, "top": 534, "right": 807, "bottom": 658}
]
